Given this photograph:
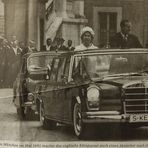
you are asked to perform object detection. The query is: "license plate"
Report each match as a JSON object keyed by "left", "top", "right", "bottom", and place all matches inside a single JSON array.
[{"left": 130, "top": 114, "right": 148, "bottom": 123}]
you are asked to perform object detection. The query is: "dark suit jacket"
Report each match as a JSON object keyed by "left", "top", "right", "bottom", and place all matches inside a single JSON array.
[
  {"left": 67, "top": 46, "right": 75, "bottom": 51},
  {"left": 42, "top": 45, "right": 55, "bottom": 51},
  {"left": 5, "top": 47, "right": 22, "bottom": 86},
  {"left": 110, "top": 32, "right": 143, "bottom": 49},
  {"left": 51, "top": 45, "right": 68, "bottom": 51}
]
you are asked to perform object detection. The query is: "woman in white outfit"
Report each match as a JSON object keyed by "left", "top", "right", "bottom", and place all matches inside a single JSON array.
[{"left": 75, "top": 26, "right": 98, "bottom": 51}]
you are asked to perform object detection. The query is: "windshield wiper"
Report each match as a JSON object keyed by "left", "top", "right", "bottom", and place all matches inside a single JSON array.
[
  {"left": 104, "top": 72, "right": 142, "bottom": 78},
  {"left": 139, "top": 69, "right": 148, "bottom": 74},
  {"left": 81, "top": 59, "right": 94, "bottom": 82}
]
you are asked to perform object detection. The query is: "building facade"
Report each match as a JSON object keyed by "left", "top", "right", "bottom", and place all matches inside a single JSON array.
[
  {"left": 45, "top": 0, "right": 87, "bottom": 46},
  {"left": 4, "top": 0, "right": 47, "bottom": 49},
  {"left": 4, "top": 0, "right": 148, "bottom": 49},
  {"left": 84, "top": 0, "right": 148, "bottom": 48}
]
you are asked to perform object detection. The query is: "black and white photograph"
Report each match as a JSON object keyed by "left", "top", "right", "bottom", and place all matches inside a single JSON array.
[{"left": 1, "top": 0, "right": 148, "bottom": 147}]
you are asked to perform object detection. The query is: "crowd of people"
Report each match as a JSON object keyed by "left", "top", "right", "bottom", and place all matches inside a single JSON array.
[
  {"left": 44, "top": 19, "right": 143, "bottom": 53},
  {"left": 0, "top": 35, "right": 27, "bottom": 88},
  {"left": 43, "top": 37, "right": 75, "bottom": 52},
  {"left": 0, "top": 19, "right": 144, "bottom": 88}
]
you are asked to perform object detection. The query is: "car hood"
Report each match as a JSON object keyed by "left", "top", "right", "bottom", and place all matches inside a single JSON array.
[
  {"left": 92, "top": 75, "right": 148, "bottom": 99},
  {"left": 100, "top": 75, "right": 148, "bottom": 87}
]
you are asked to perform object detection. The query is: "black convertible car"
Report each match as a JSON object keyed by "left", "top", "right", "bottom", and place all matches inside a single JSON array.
[
  {"left": 37, "top": 48, "right": 148, "bottom": 138},
  {"left": 13, "top": 51, "right": 63, "bottom": 120}
]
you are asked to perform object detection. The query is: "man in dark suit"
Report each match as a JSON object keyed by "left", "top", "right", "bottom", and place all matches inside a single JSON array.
[
  {"left": 42, "top": 38, "right": 54, "bottom": 51},
  {"left": 5, "top": 40, "right": 22, "bottom": 87},
  {"left": 51, "top": 37, "right": 67, "bottom": 51},
  {"left": 110, "top": 19, "right": 142, "bottom": 49},
  {"left": 66, "top": 40, "right": 75, "bottom": 51}
]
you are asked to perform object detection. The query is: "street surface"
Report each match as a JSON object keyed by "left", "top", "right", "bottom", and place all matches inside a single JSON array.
[{"left": 0, "top": 89, "right": 148, "bottom": 141}]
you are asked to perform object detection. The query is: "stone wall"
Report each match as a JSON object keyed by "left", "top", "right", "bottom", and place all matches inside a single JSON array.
[
  {"left": 5, "top": 0, "right": 28, "bottom": 42},
  {"left": 0, "top": 0, "right": 4, "bottom": 36}
]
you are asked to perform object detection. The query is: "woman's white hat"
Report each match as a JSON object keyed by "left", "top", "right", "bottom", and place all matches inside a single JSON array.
[{"left": 81, "top": 26, "right": 95, "bottom": 37}]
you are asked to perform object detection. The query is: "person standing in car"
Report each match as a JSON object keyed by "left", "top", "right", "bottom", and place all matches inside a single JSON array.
[
  {"left": 75, "top": 26, "right": 98, "bottom": 51},
  {"left": 51, "top": 37, "right": 67, "bottom": 51},
  {"left": 74, "top": 26, "right": 98, "bottom": 76},
  {"left": 66, "top": 40, "right": 75, "bottom": 51},
  {"left": 44, "top": 38, "right": 54, "bottom": 51},
  {"left": 110, "top": 19, "right": 142, "bottom": 49},
  {"left": 27, "top": 40, "right": 37, "bottom": 53}
]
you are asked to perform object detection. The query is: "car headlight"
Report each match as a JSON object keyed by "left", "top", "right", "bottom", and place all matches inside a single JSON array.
[
  {"left": 28, "top": 93, "right": 34, "bottom": 102},
  {"left": 87, "top": 85, "right": 100, "bottom": 109}
]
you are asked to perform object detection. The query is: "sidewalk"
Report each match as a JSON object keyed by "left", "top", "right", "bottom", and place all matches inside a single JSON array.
[{"left": 0, "top": 89, "right": 13, "bottom": 99}]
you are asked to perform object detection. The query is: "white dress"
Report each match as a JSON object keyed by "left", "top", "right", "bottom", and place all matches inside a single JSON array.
[{"left": 74, "top": 43, "right": 98, "bottom": 51}]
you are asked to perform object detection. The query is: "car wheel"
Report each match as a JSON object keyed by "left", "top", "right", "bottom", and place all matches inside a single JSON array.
[
  {"left": 25, "top": 107, "right": 39, "bottom": 121},
  {"left": 17, "top": 107, "right": 25, "bottom": 120},
  {"left": 39, "top": 101, "right": 56, "bottom": 130},
  {"left": 73, "top": 102, "right": 86, "bottom": 139}
]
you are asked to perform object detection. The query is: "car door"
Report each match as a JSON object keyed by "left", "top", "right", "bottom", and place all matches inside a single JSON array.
[
  {"left": 55, "top": 56, "right": 76, "bottom": 123},
  {"left": 43, "top": 57, "right": 62, "bottom": 119},
  {"left": 52, "top": 57, "right": 68, "bottom": 121}
]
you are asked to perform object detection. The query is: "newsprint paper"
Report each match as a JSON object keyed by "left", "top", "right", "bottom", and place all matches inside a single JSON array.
[{"left": 1, "top": 0, "right": 148, "bottom": 148}]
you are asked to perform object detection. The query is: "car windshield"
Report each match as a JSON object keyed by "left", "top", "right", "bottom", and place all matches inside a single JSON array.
[
  {"left": 28, "top": 55, "right": 54, "bottom": 71},
  {"left": 74, "top": 52, "right": 148, "bottom": 80}
]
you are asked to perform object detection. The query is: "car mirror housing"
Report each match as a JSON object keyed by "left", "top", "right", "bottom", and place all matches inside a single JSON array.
[{"left": 61, "top": 75, "right": 68, "bottom": 84}]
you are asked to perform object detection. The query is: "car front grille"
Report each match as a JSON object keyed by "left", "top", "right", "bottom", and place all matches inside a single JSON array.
[{"left": 124, "top": 84, "right": 148, "bottom": 114}]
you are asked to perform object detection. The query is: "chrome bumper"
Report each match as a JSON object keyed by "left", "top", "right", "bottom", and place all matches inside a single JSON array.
[
  {"left": 82, "top": 111, "right": 129, "bottom": 123},
  {"left": 23, "top": 102, "right": 36, "bottom": 110},
  {"left": 24, "top": 102, "right": 33, "bottom": 106}
]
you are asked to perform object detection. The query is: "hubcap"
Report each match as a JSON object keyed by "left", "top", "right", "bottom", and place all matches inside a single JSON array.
[
  {"left": 74, "top": 103, "right": 82, "bottom": 136},
  {"left": 40, "top": 102, "right": 44, "bottom": 125}
]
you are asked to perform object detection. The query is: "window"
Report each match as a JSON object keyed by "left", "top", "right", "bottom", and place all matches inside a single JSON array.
[
  {"left": 72, "top": 57, "right": 90, "bottom": 81},
  {"left": 57, "top": 58, "right": 67, "bottom": 82},
  {"left": 56, "top": 57, "right": 71, "bottom": 83},
  {"left": 93, "top": 7, "right": 122, "bottom": 47},
  {"left": 99, "top": 12, "right": 117, "bottom": 48},
  {"left": 66, "top": 0, "right": 74, "bottom": 17},
  {"left": 50, "top": 58, "right": 60, "bottom": 82},
  {"left": 63, "top": 57, "right": 70, "bottom": 78}
]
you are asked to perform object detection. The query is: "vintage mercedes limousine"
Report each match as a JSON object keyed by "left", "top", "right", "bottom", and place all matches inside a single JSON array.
[
  {"left": 13, "top": 51, "right": 63, "bottom": 120},
  {"left": 36, "top": 48, "right": 148, "bottom": 138}
]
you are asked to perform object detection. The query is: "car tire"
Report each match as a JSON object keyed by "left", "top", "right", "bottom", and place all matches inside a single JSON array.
[
  {"left": 17, "top": 107, "right": 25, "bottom": 120},
  {"left": 25, "top": 107, "right": 39, "bottom": 121},
  {"left": 73, "top": 102, "right": 86, "bottom": 139},
  {"left": 39, "top": 101, "right": 56, "bottom": 130}
]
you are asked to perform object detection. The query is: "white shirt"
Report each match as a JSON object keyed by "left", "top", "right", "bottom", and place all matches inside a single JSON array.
[
  {"left": 120, "top": 32, "right": 128, "bottom": 40},
  {"left": 12, "top": 47, "right": 18, "bottom": 55},
  {"left": 75, "top": 43, "right": 98, "bottom": 51},
  {"left": 46, "top": 45, "right": 51, "bottom": 51}
]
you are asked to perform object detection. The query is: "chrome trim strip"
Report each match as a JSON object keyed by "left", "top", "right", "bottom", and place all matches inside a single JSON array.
[
  {"left": 126, "top": 99, "right": 148, "bottom": 101},
  {"left": 87, "top": 115, "right": 122, "bottom": 120},
  {"left": 126, "top": 110, "right": 148, "bottom": 113},
  {"left": 126, "top": 104, "right": 148, "bottom": 107},
  {"left": 68, "top": 55, "right": 74, "bottom": 82},
  {"left": 74, "top": 51, "right": 148, "bottom": 57},
  {"left": 85, "top": 111, "right": 120, "bottom": 115},
  {"left": 125, "top": 93, "right": 148, "bottom": 95}
]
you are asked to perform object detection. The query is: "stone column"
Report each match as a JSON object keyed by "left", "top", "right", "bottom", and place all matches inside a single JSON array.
[
  {"left": 74, "top": 0, "right": 84, "bottom": 18},
  {"left": 4, "top": 0, "right": 15, "bottom": 40},
  {"left": 55, "top": 0, "right": 67, "bottom": 18},
  {"left": 28, "top": 0, "right": 38, "bottom": 45},
  {"left": 14, "top": 0, "right": 28, "bottom": 42}
]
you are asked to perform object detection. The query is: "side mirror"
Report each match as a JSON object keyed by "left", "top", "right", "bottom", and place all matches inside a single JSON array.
[
  {"left": 45, "top": 64, "right": 51, "bottom": 80},
  {"left": 61, "top": 75, "right": 68, "bottom": 84}
]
